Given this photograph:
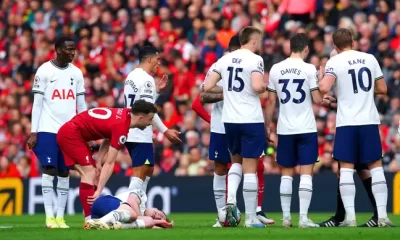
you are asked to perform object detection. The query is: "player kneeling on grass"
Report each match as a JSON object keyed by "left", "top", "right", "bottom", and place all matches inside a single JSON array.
[
  {"left": 56, "top": 100, "right": 157, "bottom": 224},
  {"left": 87, "top": 189, "right": 173, "bottom": 230}
]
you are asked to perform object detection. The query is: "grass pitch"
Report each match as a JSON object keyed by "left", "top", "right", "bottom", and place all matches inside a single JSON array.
[{"left": 0, "top": 213, "right": 399, "bottom": 240}]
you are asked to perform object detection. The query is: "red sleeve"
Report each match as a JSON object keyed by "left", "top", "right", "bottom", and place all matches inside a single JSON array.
[
  {"left": 110, "top": 112, "right": 130, "bottom": 150},
  {"left": 192, "top": 95, "right": 211, "bottom": 123}
]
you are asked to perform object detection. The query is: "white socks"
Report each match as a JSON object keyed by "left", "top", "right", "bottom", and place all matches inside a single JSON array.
[
  {"left": 56, "top": 176, "right": 69, "bottom": 219},
  {"left": 370, "top": 167, "right": 388, "bottom": 219},
  {"left": 129, "top": 177, "right": 143, "bottom": 190},
  {"left": 243, "top": 173, "right": 258, "bottom": 219},
  {"left": 226, "top": 163, "right": 242, "bottom": 205},
  {"left": 42, "top": 174, "right": 54, "bottom": 219},
  {"left": 142, "top": 176, "right": 151, "bottom": 193},
  {"left": 280, "top": 176, "right": 293, "bottom": 219},
  {"left": 340, "top": 168, "right": 356, "bottom": 221},
  {"left": 100, "top": 209, "right": 131, "bottom": 224},
  {"left": 121, "top": 219, "right": 146, "bottom": 229},
  {"left": 213, "top": 173, "right": 226, "bottom": 211},
  {"left": 299, "top": 175, "right": 313, "bottom": 222}
]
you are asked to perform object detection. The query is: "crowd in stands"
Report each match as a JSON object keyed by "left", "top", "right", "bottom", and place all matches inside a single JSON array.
[{"left": 0, "top": 0, "right": 399, "bottom": 178}]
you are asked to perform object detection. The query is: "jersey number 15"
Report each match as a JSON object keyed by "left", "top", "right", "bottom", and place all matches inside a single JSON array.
[{"left": 227, "top": 67, "right": 244, "bottom": 92}]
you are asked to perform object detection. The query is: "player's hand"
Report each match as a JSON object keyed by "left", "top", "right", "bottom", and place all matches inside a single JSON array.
[
  {"left": 154, "top": 219, "right": 174, "bottom": 228},
  {"left": 266, "top": 130, "right": 274, "bottom": 144},
  {"left": 88, "top": 191, "right": 101, "bottom": 205},
  {"left": 27, "top": 133, "right": 38, "bottom": 149},
  {"left": 157, "top": 74, "right": 169, "bottom": 93},
  {"left": 164, "top": 129, "right": 182, "bottom": 143},
  {"left": 321, "top": 95, "right": 337, "bottom": 108}
]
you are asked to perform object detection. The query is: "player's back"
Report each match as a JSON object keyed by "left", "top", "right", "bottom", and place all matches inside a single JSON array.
[
  {"left": 325, "top": 50, "right": 381, "bottom": 127},
  {"left": 269, "top": 58, "right": 318, "bottom": 134},
  {"left": 72, "top": 107, "right": 131, "bottom": 142},
  {"left": 34, "top": 61, "right": 85, "bottom": 133},
  {"left": 217, "top": 49, "right": 264, "bottom": 123},
  {"left": 124, "top": 68, "right": 155, "bottom": 143}
]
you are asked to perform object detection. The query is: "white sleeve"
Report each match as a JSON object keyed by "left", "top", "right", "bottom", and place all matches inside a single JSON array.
[
  {"left": 31, "top": 94, "right": 44, "bottom": 133},
  {"left": 212, "top": 59, "right": 223, "bottom": 77},
  {"left": 32, "top": 66, "right": 48, "bottom": 95},
  {"left": 153, "top": 113, "right": 168, "bottom": 133},
  {"left": 309, "top": 66, "right": 319, "bottom": 91},
  {"left": 77, "top": 94, "right": 87, "bottom": 113},
  {"left": 252, "top": 56, "right": 264, "bottom": 75},
  {"left": 77, "top": 70, "right": 85, "bottom": 96},
  {"left": 325, "top": 59, "right": 338, "bottom": 79},
  {"left": 138, "top": 80, "right": 156, "bottom": 102},
  {"left": 372, "top": 56, "right": 384, "bottom": 81},
  {"left": 267, "top": 66, "right": 277, "bottom": 93}
]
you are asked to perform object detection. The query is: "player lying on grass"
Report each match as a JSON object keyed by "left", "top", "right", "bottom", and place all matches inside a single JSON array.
[
  {"left": 56, "top": 100, "right": 157, "bottom": 223},
  {"left": 86, "top": 189, "right": 173, "bottom": 230},
  {"left": 192, "top": 34, "right": 274, "bottom": 227}
]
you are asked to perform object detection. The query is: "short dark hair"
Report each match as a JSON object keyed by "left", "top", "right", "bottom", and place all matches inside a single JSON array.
[
  {"left": 130, "top": 100, "right": 157, "bottom": 115},
  {"left": 228, "top": 35, "right": 240, "bottom": 52},
  {"left": 238, "top": 26, "right": 262, "bottom": 45},
  {"left": 332, "top": 28, "right": 353, "bottom": 50},
  {"left": 290, "top": 33, "right": 310, "bottom": 53},
  {"left": 138, "top": 45, "right": 158, "bottom": 62},
  {"left": 55, "top": 36, "right": 74, "bottom": 50}
]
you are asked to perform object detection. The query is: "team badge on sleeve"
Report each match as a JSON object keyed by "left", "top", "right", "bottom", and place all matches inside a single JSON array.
[
  {"left": 33, "top": 76, "right": 40, "bottom": 88},
  {"left": 257, "top": 61, "right": 264, "bottom": 72},
  {"left": 119, "top": 135, "right": 127, "bottom": 145}
]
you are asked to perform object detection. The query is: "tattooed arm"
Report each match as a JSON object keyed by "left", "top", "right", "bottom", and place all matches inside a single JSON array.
[{"left": 199, "top": 92, "right": 223, "bottom": 104}]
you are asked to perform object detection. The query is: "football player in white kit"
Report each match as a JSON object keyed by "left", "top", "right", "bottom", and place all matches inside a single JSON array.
[
  {"left": 204, "top": 26, "right": 267, "bottom": 228},
  {"left": 265, "top": 33, "right": 322, "bottom": 228},
  {"left": 123, "top": 46, "right": 181, "bottom": 194},
  {"left": 319, "top": 28, "right": 393, "bottom": 227},
  {"left": 27, "top": 36, "right": 87, "bottom": 228}
]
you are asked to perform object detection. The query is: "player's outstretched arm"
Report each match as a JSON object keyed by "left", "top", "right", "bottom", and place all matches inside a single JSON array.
[
  {"left": 192, "top": 95, "right": 211, "bottom": 123},
  {"left": 89, "top": 146, "right": 118, "bottom": 202},
  {"left": 153, "top": 114, "right": 182, "bottom": 143},
  {"left": 199, "top": 92, "right": 223, "bottom": 104},
  {"left": 374, "top": 78, "right": 387, "bottom": 95},
  {"left": 264, "top": 91, "right": 276, "bottom": 142}
]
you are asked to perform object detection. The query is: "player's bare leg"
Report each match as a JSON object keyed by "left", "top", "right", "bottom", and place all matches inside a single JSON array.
[
  {"left": 280, "top": 167, "right": 293, "bottom": 228},
  {"left": 213, "top": 162, "right": 228, "bottom": 227},
  {"left": 55, "top": 170, "right": 70, "bottom": 228},
  {"left": 338, "top": 161, "right": 357, "bottom": 227},
  {"left": 42, "top": 166, "right": 58, "bottom": 228},
  {"left": 129, "top": 165, "right": 153, "bottom": 192},
  {"left": 298, "top": 164, "right": 318, "bottom": 228},
  {"left": 256, "top": 157, "right": 274, "bottom": 225},
  {"left": 225, "top": 154, "right": 242, "bottom": 227},
  {"left": 242, "top": 157, "right": 264, "bottom": 228},
  {"left": 367, "top": 160, "right": 394, "bottom": 227},
  {"left": 75, "top": 164, "right": 97, "bottom": 223}
]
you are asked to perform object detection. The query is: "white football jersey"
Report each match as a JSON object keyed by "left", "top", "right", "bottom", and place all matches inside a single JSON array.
[
  {"left": 213, "top": 49, "right": 264, "bottom": 123},
  {"left": 124, "top": 68, "right": 156, "bottom": 143},
  {"left": 32, "top": 60, "right": 85, "bottom": 133},
  {"left": 325, "top": 50, "right": 382, "bottom": 127},
  {"left": 115, "top": 189, "right": 147, "bottom": 216},
  {"left": 268, "top": 58, "right": 318, "bottom": 135},
  {"left": 203, "top": 63, "right": 225, "bottom": 134}
]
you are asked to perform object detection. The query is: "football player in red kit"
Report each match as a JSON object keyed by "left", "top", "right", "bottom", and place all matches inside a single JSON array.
[{"left": 56, "top": 100, "right": 157, "bottom": 224}]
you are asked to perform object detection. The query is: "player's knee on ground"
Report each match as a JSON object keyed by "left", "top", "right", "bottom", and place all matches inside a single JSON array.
[
  {"left": 357, "top": 169, "right": 371, "bottom": 180},
  {"left": 299, "top": 164, "right": 314, "bottom": 176},
  {"left": 214, "top": 162, "right": 228, "bottom": 175},
  {"left": 118, "top": 203, "right": 138, "bottom": 222},
  {"left": 281, "top": 167, "right": 294, "bottom": 177},
  {"left": 42, "top": 166, "right": 57, "bottom": 176},
  {"left": 57, "top": 170, "right": 69, "bottom": 178}
]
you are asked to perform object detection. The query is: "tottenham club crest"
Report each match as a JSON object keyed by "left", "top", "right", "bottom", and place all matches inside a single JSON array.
[{"left": 119, "top": 135, "right": 127, "bottom": 145}]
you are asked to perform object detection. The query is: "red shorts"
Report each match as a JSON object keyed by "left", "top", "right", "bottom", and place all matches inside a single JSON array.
[{"left": 56, "top": 122, "right": 95, "bottom": 168}]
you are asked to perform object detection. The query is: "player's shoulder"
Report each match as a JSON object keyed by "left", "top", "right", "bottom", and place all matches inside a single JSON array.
[
  {"left": 68, "top": 63, "right": 83, "bottom": 73},
  {"left": 36, "top": 61, "right": 53, "bottom": 72},
  {"left": 127, "top": 68, "right": 153, "bottom": 81}
]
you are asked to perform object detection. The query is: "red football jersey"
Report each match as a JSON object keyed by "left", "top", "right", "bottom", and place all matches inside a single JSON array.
[{"left": 71, "top": 108, "right": 131, "bottom": 150}]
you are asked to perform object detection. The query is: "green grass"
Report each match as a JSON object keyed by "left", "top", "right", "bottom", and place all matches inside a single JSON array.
[{"left": 0, "top": 213, "right": 399, "bottom": 240}]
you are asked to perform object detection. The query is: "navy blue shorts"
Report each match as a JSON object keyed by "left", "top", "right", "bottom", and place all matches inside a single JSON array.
[
  {"left": 333, "top": 125, "right": 382, "bottom": 165},
  {"left": 125, "top": 142, "right": 155, "bottom": 167},
  {"left": 32, "top": 132, "right": 69, "bottom": 171},
  {"left": 91, "top": 195, "right": 121, "bottom": 219},
  {"left": 277, "top": 133, "right": 318, "bottom": 168},
  {"left": 224, "top": 123, "right": 266, "bottom": 158},
  {"left": 209, "top": 132, "right": 230, "bottom": 163}
]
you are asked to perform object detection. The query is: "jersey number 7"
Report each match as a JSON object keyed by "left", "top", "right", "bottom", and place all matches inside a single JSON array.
[
  {"left": 227, "top": 67, "right": 244, "bottom": 92},
  {"left": 278, "top": 79, "right": 306, "bottom": 104},
  {"left": 124, "top": 94, "right": 136, "bottom": 108}
]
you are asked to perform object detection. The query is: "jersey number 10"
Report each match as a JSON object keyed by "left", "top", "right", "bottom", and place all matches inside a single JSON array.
[
  {"left": 348, "top": 67, "right": 372, "bottom": 94},
  {"left": 227, "top": 67, "right": 244, "bottom": 92}
]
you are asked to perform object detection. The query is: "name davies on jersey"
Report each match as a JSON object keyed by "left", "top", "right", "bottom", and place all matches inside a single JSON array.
[{"left": 51, "top": 89, "right": 75, "bottom": 100}]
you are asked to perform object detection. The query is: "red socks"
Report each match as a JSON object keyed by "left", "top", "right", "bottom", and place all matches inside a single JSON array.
[
  {"left": 79, "top": 182, "right": 95, "bottom": 217},
  {"left": 257, "top": 157, "right": 265, "bottom": 208}
]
